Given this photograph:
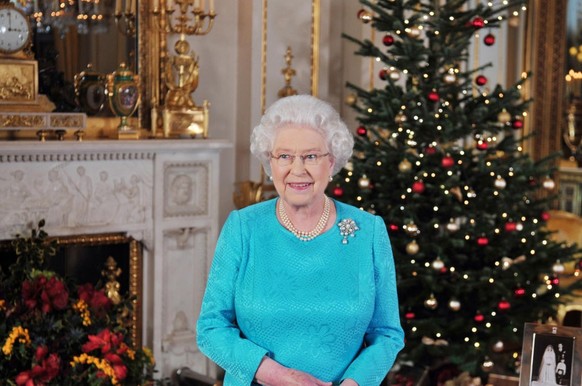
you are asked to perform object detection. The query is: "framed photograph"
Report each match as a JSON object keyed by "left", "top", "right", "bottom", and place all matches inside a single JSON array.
[
  {"left": 519, "top": 323, "right": 582, "bottom": 386},
  {"left": 0, "top": 59, "right": 38, "bottom": 104}
]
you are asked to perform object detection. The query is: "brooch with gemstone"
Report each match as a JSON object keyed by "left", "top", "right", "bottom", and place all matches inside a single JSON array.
[{"left": 338, "top": 218, "right": 359, "bottom": 244}]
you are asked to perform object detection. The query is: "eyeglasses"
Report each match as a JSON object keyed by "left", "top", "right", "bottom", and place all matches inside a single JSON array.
[{"left": 270, "top": 152, "right": 330, "bottom": 167}]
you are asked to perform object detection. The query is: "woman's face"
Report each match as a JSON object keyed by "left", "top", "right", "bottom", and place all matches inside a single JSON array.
[{"left": 270, "top": 124, "right": 334, "bottom": 209}]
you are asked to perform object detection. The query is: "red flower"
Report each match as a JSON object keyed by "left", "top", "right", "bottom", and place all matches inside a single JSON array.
[
  {"left": 22, "top": 275, "right": 69, "bottom": 314},
  {"left": 82, "top": 329, "right": 129, "bottom": 381},
  {"left": 77, "top": 283, "right": 112, "bottom": 316},
  {"left": 15, "top": 348, "right": 61, "bottom": 386}
]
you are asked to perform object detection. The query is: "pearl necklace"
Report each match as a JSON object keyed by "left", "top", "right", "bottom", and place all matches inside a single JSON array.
[{"left": 278, "top": 196, "right": 330, "bottom": 242}]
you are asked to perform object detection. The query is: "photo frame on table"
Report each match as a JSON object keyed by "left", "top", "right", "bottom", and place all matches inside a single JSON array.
[{"left": 519, "top": 323, "right": 582, "bottom": 386}]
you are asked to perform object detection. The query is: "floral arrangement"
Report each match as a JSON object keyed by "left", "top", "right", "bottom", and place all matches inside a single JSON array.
[{"left": 0, "top": 221, "right": 156, "bottom": 385}]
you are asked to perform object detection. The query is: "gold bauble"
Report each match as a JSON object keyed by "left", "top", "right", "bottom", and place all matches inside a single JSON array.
[
  {"left": 345, "top": 93, "right": 357, "bottom": 106},
  {"left": 398, "top": 158, "right": 412, "bottom": 172},
  {"left": 406, "top": 240, "right": 419, "bottom": 255},
  {"left": 498, "top": 109, "right": 511, "bottom": 124}
]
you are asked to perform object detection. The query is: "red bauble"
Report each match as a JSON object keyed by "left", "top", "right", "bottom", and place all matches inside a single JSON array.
[
  {"left": 427, "top": 90, "right": 439, "bottom": 102},
  {"left": 476, "top": 140, "right": 488, "bottom": 150},
  {"left": 441, "top": 155, "right": 454, "bottom": 168},
  {"left": 379, "top": 68, "right": 388, "bottom": 80},
  {"left": 484, "top": 33, "right": 495, "bottom": 46},
  {"left": 356, "top": 126, "right": 367, "bottom": 136},
  {"left": 514, "top": 288, "right": 526, "bottom": 297},
  {"left": 405, "top": 311, "right": 415, "bottom": 320},
  {"left": 504, "top": 222, "right": 517, "bottom": 232},
  {"left": 425, "top": 146, "right": 437, "bottom": 155},
  {"left": 475, "top": 75, "right": 488, "bottom": 86},
  {"left": 551, "top": 275, "right": 560, "bottom": 286},
  {"left": 383, "top": 34, "right": 395, "bottom": 46},
  {"left": 472, "top": 16, "right": 485, "bottom": 28},
  {"left": 512, "top": 118, "right": 524, "bottom": 129},
  {"left": 474, "top": 312, "right": 485, "bottom": 323},
  {"left": 412, "top": 181, "right": 425, "bottom": 194},
  {"left": 498, "top": 299, "right": 511, "bottom": 311},
  {"left": 541, "top": 211, "right": 551, "bottom": 221},
  {"left": 389, "top": 224, "right": 399, "bottom": 232},
  {"left": 332, "top": 186, "right": 344, "bottom": 197},
  {"left": 477, "top": 236, "right": 489, "bottom": 246}
]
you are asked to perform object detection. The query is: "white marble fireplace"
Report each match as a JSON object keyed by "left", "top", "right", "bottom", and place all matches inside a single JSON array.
[{"left": 0, "top": 139, "right": 232, "bottom": 380}]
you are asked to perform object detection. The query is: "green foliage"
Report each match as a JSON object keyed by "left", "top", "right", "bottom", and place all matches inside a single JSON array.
[
  {"left": 0, "top": 220, "right": 156, "bottom": 385},
  {"left": 334, "top": 0, "right": 582, "bottom": 379}
]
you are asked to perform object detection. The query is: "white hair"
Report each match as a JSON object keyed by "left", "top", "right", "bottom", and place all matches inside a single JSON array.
[{"left": 250, "top": 95, "right": 354, "bottom": 176}]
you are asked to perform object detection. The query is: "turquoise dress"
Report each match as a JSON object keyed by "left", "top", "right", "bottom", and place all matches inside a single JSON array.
[{"left": 196, "top": 198, "right": 404, "bottom": 386}]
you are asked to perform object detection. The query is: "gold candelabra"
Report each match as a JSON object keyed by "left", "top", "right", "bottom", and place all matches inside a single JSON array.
[
  {"left": 278, "top": 46, "right": 298, "bottom": 98},
  {"left": 151, "top": 0, "right": 216, "bottom": 138},
  {"left": 114, "top": 0, "right": 137, "bottom": 36}
]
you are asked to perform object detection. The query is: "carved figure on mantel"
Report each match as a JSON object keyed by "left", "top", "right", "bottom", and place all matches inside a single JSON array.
[
  {"left": 164, "top": 39, "right": 199, "bottom": 110},
  {"left": 6, "top": 170, "right": 31, "bottom": 206},
  {"left": 170, "top": 174, "right": 194, "bottom": 206},
  {"left": 115, "top": 174, "right": 146, "bottom": 223},
  {"left": 66, "top": 166, "right": 93, "bottom": 226},
  {"left": 102, "top": 256, "right": 122, "bottom": 305},
  {"left": 44, "top": 168, "right": 73, "bottom": 227},
  {"left": 90, "top": 171, "right": 120, "bottom": 225}
]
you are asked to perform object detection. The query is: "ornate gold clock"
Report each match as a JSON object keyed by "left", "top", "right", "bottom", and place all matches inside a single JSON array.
[{"left": 0, "top": 0, "right": 55, "bottom": 112}]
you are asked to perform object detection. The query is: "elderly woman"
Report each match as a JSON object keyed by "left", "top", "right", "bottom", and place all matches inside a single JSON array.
[{"left": 197, "top": 95, "right": 404, "bottom": 386}]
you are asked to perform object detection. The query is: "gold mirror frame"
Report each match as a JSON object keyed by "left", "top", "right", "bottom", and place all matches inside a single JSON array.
[
  {"left": 524, "top": 0, "right": 568, "bottom": 161},
  {"left": 138, "top": 0, "right": 159, "bottom": 132}
]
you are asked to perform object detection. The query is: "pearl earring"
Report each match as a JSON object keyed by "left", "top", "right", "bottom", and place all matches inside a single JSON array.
[{"left": 329, "top": 176, "right": 333, "bottom": 182}]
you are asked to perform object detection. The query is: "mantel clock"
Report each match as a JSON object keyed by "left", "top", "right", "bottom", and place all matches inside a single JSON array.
[{"left": 0, "top": 0, "right": 32, "bottom": 58}]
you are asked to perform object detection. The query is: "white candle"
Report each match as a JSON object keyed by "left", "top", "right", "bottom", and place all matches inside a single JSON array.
[
  {"left": 130, "top": 0, "right": 136, "bottom": 14},
  {"left": 166, "top": 0, "right": 173, "bottom": 10},
  {"left": 114, "top": 0, "right": 122, "bottom": 15},
  {"left": 209, "top": 0, "right": 214, "bottom": 12},
  {"left": 194, "top": 0, "right": 199, "bottom": 8},
  {"left": 125, "top": 0, "right": 131, "bottom": 14},
  {"left": 153, "top": 0, "right": 159, "bottom": 11},
  {"left": 200, "top": 0, "right": 204, "bottom": 10}
]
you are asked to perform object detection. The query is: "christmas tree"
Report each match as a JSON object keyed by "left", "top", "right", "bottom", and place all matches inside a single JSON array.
[{"left": 332, "top": 0, "right": 582, "bottom": 380}]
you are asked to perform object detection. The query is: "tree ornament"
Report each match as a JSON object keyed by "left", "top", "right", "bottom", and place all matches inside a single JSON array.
[
  {"left": 332, "top": 186, "right": 344, "bottom": 198},
  {"left": 498, "top": 299, "right": 511, "bottom": 311},
  {"left": 514, "top": 287, "right": 526, "bottom": 298},
  {"left": 501, "top": 257, "right": 513, "bottom": 270},
  {"left": 446, "top": 219, "right": 460, "bottom": 233},
  {"left": 441, "top": 154, "right": 454, "bottom": 168},
  {"left": 406, "top": 240, "right": 419, "bottom": 255},
  {"left": 424, "top": 293, "right": 438, "bottom": 310},
  {"left": 553, "top": 260, "right": 565, "bottom": 274},
  {"left": 432, "top": 257, "right": 445, "bottom": 270},
  {"left": 358, "top": 175, "right": 370, "bottom": 189},
  {"left": 475, "top": 75, "right": 488, "bottom": 86},
  {"left": 345, "top": 93, "right": 357, "bottom": 106},
  {"left": 412, "top": 180, "right": 425, "bottom": 194},
  {"left": 398, "top": 158, "right": 412, "bottom": 172},
  {"left": 477, "top": 236, "right": 489, "bottom": 246},
  {"left": 511, "top": 117, "right": 524, "bottom": 129},
  {"left": 484, "top": 33, "right": 496, "bottom": 46},
  {"left": 541, "top": 211, "right": 551, "bottom": 221},
  {"left": 395, "top": 112, "right": 407, "bottom": 124},
  {"left": 406, "top": 25, "right": 421, "bottom": 38},
  {"left": 356, "top": 126, "right": 367, "bottom": 136},
  {"left": 379, "top": 68, "right": 388, "bottom": 81},
  {"left": 405, "top": 311, "right": 415, "bottom": 320},
  {"left": 494, "top": 176, "right": 507, "bottom": 189},
  {"left": 448, "top": 298, "right": 461, "bottom": 311},
  {"left": 382, "top": 34, "right": 395, "bottom": 46},
  {"left": 551, "top": 275, "right": 560, "bottom": 286},
  {"left": 498, "top": 109, "right": 511, "bottom": 124},
  {"left": 405, "top": 222, "right": 419, "bottom": 237},
  {"left": 476, "top": 139, "right": 488, "bottom": 150},
  {"left": 357, "top": 9, "right": 372, "bottom": 23},
  {"left": 542, "top": 176, "right": 556, "bottom": 190},
  {"left": 389, "top": 223, "right": 399, "bottom": 232},
  {"left": 504, "top": 221, "right": 517, "bottom": 232},
  {"left": 389, "top": 68, "right": 401, "bottom": 81},
  {"left": 443, "top": 71, "right": 457, "bottom": 84},
  {"left": 449, "top": 187, "right": 462, "bottom": 201},
  {"left": 492, "top": 340, "right": 504, "bottom": 353},
  {"left": 515, "top": 222, "right": 523, "bottom": 231},
  {"left": 471, "top": 16, "right": 485, "bottom": 29},
  {"left": 474, "top": 312, "right": 485, "bottom": 323},
  {"left": 425, "top": 145, "right": 437, "bottom": 155},
  {"left": 427, "top": 90, "right": 440, "bottom": 102}
]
